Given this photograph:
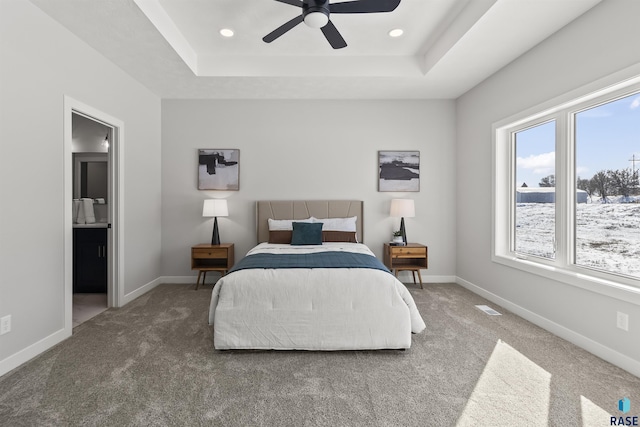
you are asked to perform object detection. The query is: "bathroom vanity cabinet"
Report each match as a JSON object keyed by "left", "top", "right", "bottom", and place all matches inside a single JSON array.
[{"left": 73, "top": 227, "right": 107, "bottom": 293}]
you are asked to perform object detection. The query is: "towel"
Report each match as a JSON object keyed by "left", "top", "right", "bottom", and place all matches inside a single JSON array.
[
  {"left": 81, "top": 198, "right": 95, "bottom": 224},
  {"left": 75, "top": 199, "right": 85, "bottom": 224},
  {"left": 73, "top": 199, "right": 82, "bottom": 224}
]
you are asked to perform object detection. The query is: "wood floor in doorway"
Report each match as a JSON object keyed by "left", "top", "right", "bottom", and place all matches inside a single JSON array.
[{"left": 73, "top": 293, "right": 107, "bottom": 328}]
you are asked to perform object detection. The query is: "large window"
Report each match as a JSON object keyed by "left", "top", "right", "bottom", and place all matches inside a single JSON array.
[{"left": 493, "top": 75, "right": 640, "bottom": 297}]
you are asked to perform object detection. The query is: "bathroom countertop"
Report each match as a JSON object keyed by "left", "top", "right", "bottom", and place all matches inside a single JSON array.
[{"left": 73, "top": 223, "right": 108, "bottom": 228}]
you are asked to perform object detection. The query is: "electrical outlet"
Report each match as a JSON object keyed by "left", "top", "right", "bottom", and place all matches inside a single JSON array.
[
  {"left": 616, "top": 312, "right": 629, "bottom": 331},
  {"left": 0, "top": 315, "right": 11, "bottom": 335}
]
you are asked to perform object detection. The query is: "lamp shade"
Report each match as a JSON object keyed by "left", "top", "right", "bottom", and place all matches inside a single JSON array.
[
  {"left": 390, "top": 199, "right": 415, "bottom": 218},
  {"left": 203, "top": 199, "right": 228, "bottom": 217}
]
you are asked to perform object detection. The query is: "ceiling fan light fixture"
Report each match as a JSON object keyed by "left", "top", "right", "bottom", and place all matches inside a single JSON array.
[
  {"left": 219, "top": 28, "right": 234, "bottom": 38},
  {"left": 264, "top": 0, "right": 401, "bottom": 49},
  {"left": 304, "top": 11, "right": 329, "bottom": 28},
  {"left": 388, "top": 28, "right": 404, "bottom": 37}
]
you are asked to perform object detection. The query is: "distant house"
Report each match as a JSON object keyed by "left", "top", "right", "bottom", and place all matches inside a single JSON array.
[{"left": 516, "top": 187, "right": 588, "bottom": 203}]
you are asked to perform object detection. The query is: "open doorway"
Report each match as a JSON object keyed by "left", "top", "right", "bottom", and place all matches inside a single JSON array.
[
  {"left": 64, "top": 96, "right": 123, "bottom": 334},
  {"left": 71, "top": 113, "right": 110, "bottom": 326}
]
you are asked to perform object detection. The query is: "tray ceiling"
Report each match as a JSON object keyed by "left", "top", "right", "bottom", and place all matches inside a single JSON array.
[{"left": 29, "top": 0, "right": 602, "bottom": 99}]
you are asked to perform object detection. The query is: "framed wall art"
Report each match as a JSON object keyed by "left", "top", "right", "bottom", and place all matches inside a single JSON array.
[
  {"left": 198, "top": 149, "right": 240, "bottom": 191},
  {"left": 378, "top": 150, "right": 420, "bottom": 192}
]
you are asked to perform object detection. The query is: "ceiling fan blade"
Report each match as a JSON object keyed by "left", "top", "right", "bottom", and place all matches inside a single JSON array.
[
  {"left": 273, "top": 0, "right": 304, "bottom": 7},
  {"left": 263, "top": 15, "right": 304, "bottom": 43},
  {"left": 321, "top": 21, "right": 347, "bottom": 49},
  {"left": 330, "top": 0, "right": 400, "bottom": 14}
]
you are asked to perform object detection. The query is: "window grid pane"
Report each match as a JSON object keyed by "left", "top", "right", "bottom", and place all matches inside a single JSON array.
[
  {"left": 574, "top": 92, "right": 640, "bottom": 279},
  {"left": 514, "top": 121, "right": 556, "bottom": 259}
]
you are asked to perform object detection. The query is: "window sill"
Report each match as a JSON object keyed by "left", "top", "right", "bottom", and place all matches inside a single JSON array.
[{"left": 492, "top": 254, "right": 640, "bottom": 306}]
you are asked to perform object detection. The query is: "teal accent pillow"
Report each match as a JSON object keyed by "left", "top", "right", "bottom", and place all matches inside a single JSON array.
[{"left": 291, "top": 222, "right": 323, "bottom": 245}]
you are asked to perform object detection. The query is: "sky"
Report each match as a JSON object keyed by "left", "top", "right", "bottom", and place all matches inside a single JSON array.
[{"left": 515, "top": 92, "right": 640, "bottom": 188}]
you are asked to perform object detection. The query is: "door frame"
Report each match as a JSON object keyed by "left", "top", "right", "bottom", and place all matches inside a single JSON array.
[{"left": 64, "top": 96, "right": 124, "bottom": 333}]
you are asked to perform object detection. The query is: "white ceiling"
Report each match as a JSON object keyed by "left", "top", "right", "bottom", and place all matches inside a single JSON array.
[{"left": 29, "top": 0, "right": 602, "bottom": 99}]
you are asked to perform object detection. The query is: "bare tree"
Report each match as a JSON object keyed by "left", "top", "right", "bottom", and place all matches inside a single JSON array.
[
  {"left": 590, "top": 171, "right": 612, "bottom": 203},
  {"left": 608, "top": 168, "right": 639, "bottom": 200},
  {"left": 539, "top": 174, "right": 555, "bottom": 187},
  {"left": 577, "top": 176, "right": 594, "bottom": 201}
]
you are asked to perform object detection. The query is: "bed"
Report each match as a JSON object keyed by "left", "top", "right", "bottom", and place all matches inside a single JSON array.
[{"left": 208, "top": 200, "right": 426, "bottom": 350}]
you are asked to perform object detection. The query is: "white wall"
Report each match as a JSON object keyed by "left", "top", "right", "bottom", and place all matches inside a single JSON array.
[
  {"left": 161, "top": 100, "right": 456, "bottom": 283},
  {"left": 0, "top": 0, "right": 162, "bottom": 374},
  {"left": 455, "top": 0, "right": 640, "bottom": 374}
]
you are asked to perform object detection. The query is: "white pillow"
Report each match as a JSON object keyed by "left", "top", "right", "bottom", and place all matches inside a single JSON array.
[
  {"left": 268, "top": 217, "right": 313, "bottom": 231},
  {"left": 311, "top": 216, "right": 357, "bottom": 232}
]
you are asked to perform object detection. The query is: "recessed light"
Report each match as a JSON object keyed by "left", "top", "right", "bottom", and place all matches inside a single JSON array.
[
  {"left": 388, "top": 28, "right": 404, "bottom": 38},
  {"left": 220, "top": 28, "right": 234, "bottom": 38}
]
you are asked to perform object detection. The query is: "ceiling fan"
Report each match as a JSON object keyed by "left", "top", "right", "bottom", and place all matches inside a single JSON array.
[{"left": 263, "top": 0, "right": 401, "bottom": 49}]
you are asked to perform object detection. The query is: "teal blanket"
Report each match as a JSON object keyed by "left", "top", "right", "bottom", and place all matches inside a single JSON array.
[{"left": 228, "top": 251, "right": 390, "bottom": 275}]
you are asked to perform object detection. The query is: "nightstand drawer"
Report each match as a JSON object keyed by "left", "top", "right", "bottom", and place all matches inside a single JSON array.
[
  {"left": 192, "top": 248, "right": 228, "bottom": 259},
  {"left": 392, "top": 247, "right": 427, "bottom": 257}
]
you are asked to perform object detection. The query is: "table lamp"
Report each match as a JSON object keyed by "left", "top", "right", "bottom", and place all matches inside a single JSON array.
[
  {"left": 203, "top": 199, "right": 228, "bottom": 245},
  {"left": 390, "top": 199, "right": 415, "bottom": 244}
]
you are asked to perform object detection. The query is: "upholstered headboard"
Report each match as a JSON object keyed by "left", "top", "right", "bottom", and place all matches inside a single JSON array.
[{"left": 256, "top": 200, "right": 364, "bottom": 244}]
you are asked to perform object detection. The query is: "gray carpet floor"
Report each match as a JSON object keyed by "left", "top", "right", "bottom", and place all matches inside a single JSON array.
[{"left": 0, "top": 282, "right": 638, "bottom": 426}]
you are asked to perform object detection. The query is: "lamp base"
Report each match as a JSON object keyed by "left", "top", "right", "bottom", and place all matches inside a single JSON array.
[
  {"left": 400, "top": 217, "right": 407, "bottom": 244},
  {"left": 211, "top": 217, "right": 221, "bottom": 245}
]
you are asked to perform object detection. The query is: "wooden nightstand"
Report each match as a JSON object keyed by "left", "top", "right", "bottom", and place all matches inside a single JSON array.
[
  {"left": 191, "top": 243, "right": 234, "bottom": 290},
  {"left": 383, "top": 243, "right": 428, "bottom": 289}
]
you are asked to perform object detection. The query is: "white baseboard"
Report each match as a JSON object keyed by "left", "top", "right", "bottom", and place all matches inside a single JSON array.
[
  {"left": 395, "top": 272, "right": 456, "bottom": 284},
  {"left": 0, "top": 328, "right": 70, "bottom": 377},
  {"left": 159, "top": 275, "right": 198, "bottom": 284},
  {"left": 456, "top": 276, "right": 640, "bottom": 378},
  {"left": 122, "top": 276, "right": 163, "bottom": 305},
  {"left": 160, "top": 274, "right": 224, "bottom": 286},
  {"left": 423, "top": 275, "right": 456, "bottom": 283},
  {"left": 165, "top": 274, "right": 457, "bottom": 286}
]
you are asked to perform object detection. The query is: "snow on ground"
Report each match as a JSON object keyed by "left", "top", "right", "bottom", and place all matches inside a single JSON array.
[{"left": 515, "top": 198, "right": 640, "bottom": 278}]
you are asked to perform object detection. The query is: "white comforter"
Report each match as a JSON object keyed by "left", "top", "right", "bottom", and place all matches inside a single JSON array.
[{"left": 208, "top": 243, "right": 426, "bottom": 350}]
